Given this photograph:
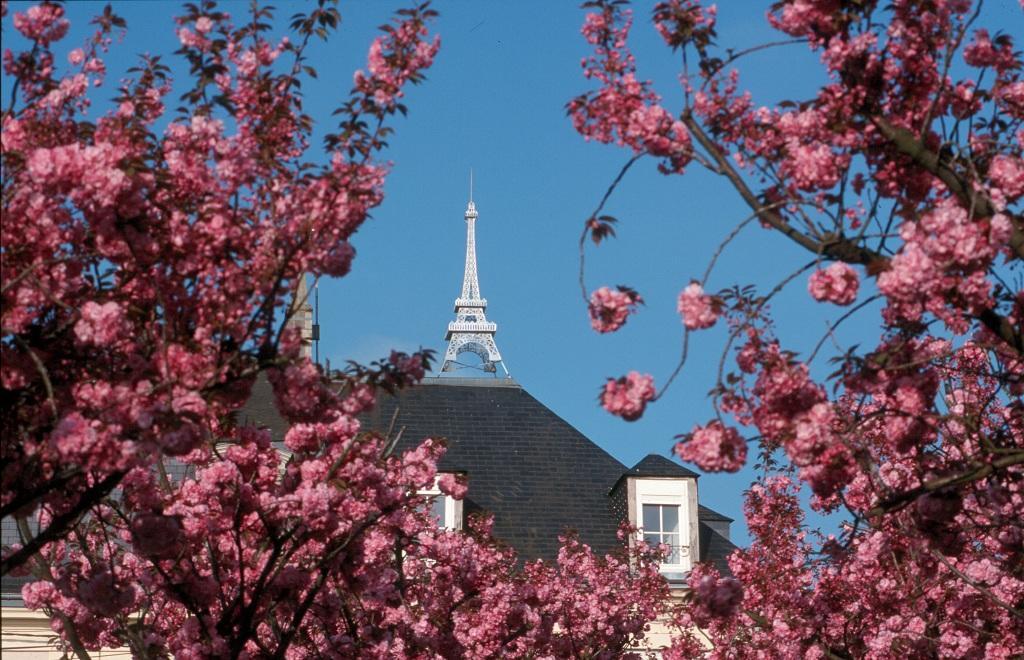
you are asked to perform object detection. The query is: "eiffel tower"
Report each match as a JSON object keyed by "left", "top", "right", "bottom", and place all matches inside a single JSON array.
[{"left": 440, "top": 190, "right": 508, "bottom": 376}]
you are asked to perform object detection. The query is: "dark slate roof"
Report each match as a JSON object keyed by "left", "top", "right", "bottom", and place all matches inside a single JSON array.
[
  {"left": 698, "top": 504, "right": 734, "bottom": 523},
  {"left": 627, "top": 453, "right": 700, "bottom": 479},
  {"left": 611, "top": 454, "right": 701, "bottom": 495},
  {"left": 238, "top": 375, "right": 738, "bottom": 565},
  {"left": 361, "top": 378, "right": 627, "bottom": 560},
  {"left": 236, "top": 375, "right": 289, "bottom": 442},
  {"left": 699, "top": 521, "right": 736, "bottom": 575}
]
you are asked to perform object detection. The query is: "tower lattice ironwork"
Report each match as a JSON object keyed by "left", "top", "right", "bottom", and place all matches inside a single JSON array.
[{"left": 441, "top": 196, "right": 508, "bottom": 376}]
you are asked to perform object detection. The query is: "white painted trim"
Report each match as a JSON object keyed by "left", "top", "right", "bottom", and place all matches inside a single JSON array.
[
  {"left": 632, "top": 477, "right": 698, "bottom": 573},
  {"left": 419, "top": 475, "right": 463, "bottom": 531}
]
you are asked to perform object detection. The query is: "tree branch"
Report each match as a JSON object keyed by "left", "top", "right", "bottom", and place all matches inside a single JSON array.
[
  {"left": 976, "top": 307, "right": 1024, "bottom": 356},
  {"left": 871, "top": 116, "right": 1024, "bottom": 260},
  {"left": 682, "top": 113, "right": 881, "bottom": 266},
  {"left": 683, "top": 112, "right": 1023, "bottom": 358},
  {"left": 1, "top": 470, "right": 125, "bottom": 575},
  {"left": 865, "top": 451, "right": 1024, "bottom": 518},
  {"left": 930, "top": 550, "right": 1024, "bottom": 618},
  {"left": 0, "top": 468, "right": 81, "bottom": 519}
]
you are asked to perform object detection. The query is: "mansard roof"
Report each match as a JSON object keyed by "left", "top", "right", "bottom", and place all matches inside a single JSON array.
[
  {"left": 627, "top": 453, "right": 701, "bottom": 479},
  {"left": 239, "top": 375, "right": 737, "bottom": 572},
  {"left": 362, "top": 377, "right": 628, "bottom": 561}
]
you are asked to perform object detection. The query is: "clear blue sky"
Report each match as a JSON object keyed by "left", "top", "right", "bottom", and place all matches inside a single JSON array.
[{"left": 8, "top": 0, "right": 1020, "bottom": 546}]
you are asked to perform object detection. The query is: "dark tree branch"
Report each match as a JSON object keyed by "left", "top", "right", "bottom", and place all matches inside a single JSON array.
[
  {"left": 1, "top": 470, "right": 125, "bottom": 575},
  {"left": 682, "top": 112, "right": 1023, "bottom": 357},
  {"left": 865, "top": 451, "right": 1024, "bottom": 518},
  {"left": 682, "top": 113, "right": 880, "bottom": 266},
  {"left": 871, "top": 116, "right": 1024, "bottom": 260}
]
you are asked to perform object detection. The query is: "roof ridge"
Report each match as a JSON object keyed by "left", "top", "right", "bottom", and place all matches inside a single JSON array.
[{"left": 419, "top": 377, "right": 521, "bottom": 388}]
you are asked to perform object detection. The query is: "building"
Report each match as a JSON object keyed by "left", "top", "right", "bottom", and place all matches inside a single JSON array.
[
  {"left": 241, "top": 375, "right": 737, "bottom": 578},
  {"left": 244, "top": 195, "right": 737, "bottom": 579},
  {"left": 1, "top": 196, "right": 737, "bottom": 657}
]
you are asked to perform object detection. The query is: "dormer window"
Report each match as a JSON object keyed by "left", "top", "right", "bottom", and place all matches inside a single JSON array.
[
  {"left": 612, "top": 454, "right": 701, "bottom": 584},
  {"left": 419, "top": 475, "right": 463, "bottom": 530},
  {"left": 634, "top": 479, "right": 693, "bottom": 580}
]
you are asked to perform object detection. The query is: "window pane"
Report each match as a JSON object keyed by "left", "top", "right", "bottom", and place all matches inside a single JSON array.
[
  {"left": 643, "top": 533, "right": 660, "bottom": 548},
  {"left": 663, "top": 533, "right": 681, "bottom": 563},
  {"left": 662, "top": 505, "right": 679, "bottom": 534},
  {"left": 642, "top": 504, "right": 660, "bottom": 532},
  {"left": 430, "top": 496, "right": 446, "bottom": 526}
]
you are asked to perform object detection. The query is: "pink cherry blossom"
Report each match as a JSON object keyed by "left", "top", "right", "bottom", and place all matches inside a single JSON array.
[
  {"left": 677, "top": 282, "right": 719, "bottom": 330},
  {"left": 77, "top": 570, "right": 135, "bottom": 618},
  {"left": 808, "top": 262, "right": 859, "bottom": 305},
  {"left": 690, "top": 572, "right": 743, "bottom": 620},
  {"left": 780, "top": 142, "right": 844, "bottom": 191},
  {"left": 12, "top": 2, "right": 68, "bottom": 44},
  {"left": 963, "top": 29, "right": 1018, "bottom": 72},
  {"left": 674, "top": 420, "right": 748, "bottom": 472},
  {"left": 438, "top": 472, "right": 468, "bottom": 499},
  {"left": 7, "top": 1, "right": 1024, "bottom": 657},
  {"left": 73, "top": 301, "right": 126, "bottom": 345},
  {"left": 389, "top": 349, "right": 426, "bottom": 383},
  {"left": 573, "top": 2, "right": 1024, "bottom": 654},
  {"left": 989, "top": 154, "right": 1024, "bottom": 200},
  {"left": 130, "top": 513, "right": 184, "bottom": 559},
  {"left": 588, "top": 286, "right": 641, "bottom": 333},
  {"left": 600, "top": 371, "right": 656, "bottom": 421},
  {"left": 568, "top": 3, "right": 693, "bottom": 174}
]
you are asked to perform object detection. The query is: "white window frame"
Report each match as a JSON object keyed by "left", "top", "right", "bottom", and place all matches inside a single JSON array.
[
  {"left": 418, "top": 476, "right": 462, "bottom": 530},
  {"left": 641, "top": 502, "right": 684, "bottom": 565},
  {"left": 632, "top": 478, "right": 696, "bottom": 575}
]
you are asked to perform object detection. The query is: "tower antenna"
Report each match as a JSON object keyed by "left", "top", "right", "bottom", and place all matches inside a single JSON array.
[{"left": 440, "top": 190, "right": 509, "bottom": 377}]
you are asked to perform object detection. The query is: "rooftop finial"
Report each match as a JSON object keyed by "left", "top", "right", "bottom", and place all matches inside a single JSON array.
[
  {"left": 465, "top": 169, "right": 478, "bottom": 218},
  {"left": 442, "top": 191, "right": 507, "bottom": 377}
]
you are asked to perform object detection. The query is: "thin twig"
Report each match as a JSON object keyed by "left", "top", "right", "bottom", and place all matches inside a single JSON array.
[
  {"left": 577, "top": 155, "right": 643, "bottom": 303},
  {"left": 12, "top": 335, "right": 59, "bottom": 423},
  {"left": 655, "top": 330, "right": 690, "bottom": 401},
  {"left": 699, "top": 39, "right": 808, "bottom": 92},
  {"left": 806, "top": 294, "right": 881, "bottom": 364},
  {"left": 930, "top": 549, "right": 1024, "bottom": 618},
  {"left": 701, "top": 203, "right": 786, "bottom": 286}
]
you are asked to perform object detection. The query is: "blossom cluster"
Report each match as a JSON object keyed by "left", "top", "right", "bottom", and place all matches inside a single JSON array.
[
  {"left": 21, "top": 428, "right": 669, "bottom": 657},
  {"left": 807, "top": 262, "right": 859, "bottom": 306},
  {"left": 2, "top": 0, "right": 440, "bottom": 555},
  {"left": 600, "top": 371, "right": 657, "bottom": 421},
  {"left": 3, "top": 4, "right": 689, "bottom": 657},
  {"left": 572, "top": 1, "right": 1024, "bottom": 655},
  {"left": 674, "top": 420, "right": 747, "bottom": 472},
  {"left": 567, "top": 3, "right": 693, "bottom": 174},
  {"left": 353, "top": 10, "right": 440, "bottom": 110},
  {"left": 677, "top": 282, "right": 719, "bottom": 330},
  {"left": 588, "top": 285, "right": 642, "bottom": 333}
]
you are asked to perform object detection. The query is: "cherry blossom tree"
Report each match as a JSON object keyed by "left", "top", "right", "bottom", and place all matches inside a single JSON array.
[
  {"left": 1, "top": 2, "right": 669, "bottom": 657},
  {"left": 1, "top": 0, "right": 440, "bottom": 576},
  {"left": 571, "top": 0, "right": 1023, "bottom": 656}
]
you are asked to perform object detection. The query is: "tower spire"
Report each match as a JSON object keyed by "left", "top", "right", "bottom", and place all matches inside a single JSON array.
[{"left": 441, "top": 192, "right": 508, "bottom": 376}]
